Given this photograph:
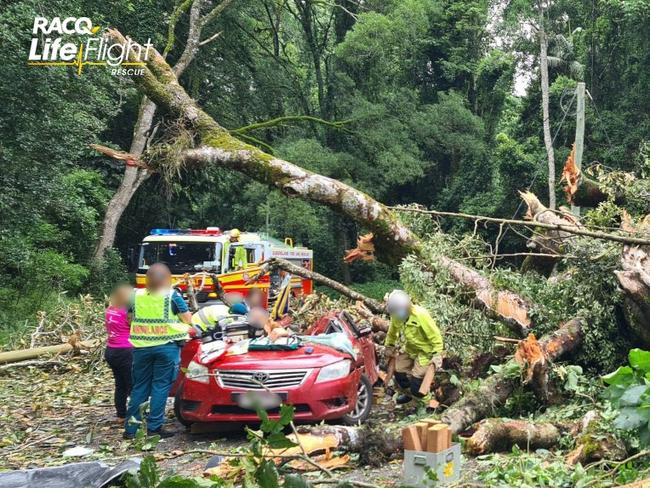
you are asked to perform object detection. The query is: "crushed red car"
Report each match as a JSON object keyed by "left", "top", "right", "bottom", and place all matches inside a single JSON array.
[{"left": 172, "top": 310, "right": 379, "bottom": 425}]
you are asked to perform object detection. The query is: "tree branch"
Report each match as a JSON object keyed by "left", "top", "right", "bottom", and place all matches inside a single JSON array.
[
  {"left": 388, "top": 200, "right": 650, "bottom": 247},
  {"left": 251, "top": 258, "right": 386, "bottom": 314},
  {"left": 231, "top": 115, "right": 352, "bottom": 134}
]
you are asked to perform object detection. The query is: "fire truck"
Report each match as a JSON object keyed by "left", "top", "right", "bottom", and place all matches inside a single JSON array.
[{"left": 135, "top": 228, "right": 313, "bottom": 306}]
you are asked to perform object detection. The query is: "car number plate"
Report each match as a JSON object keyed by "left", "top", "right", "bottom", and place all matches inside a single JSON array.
[{"left": 231, "top": 391, "right": 287, "bottom": 410}]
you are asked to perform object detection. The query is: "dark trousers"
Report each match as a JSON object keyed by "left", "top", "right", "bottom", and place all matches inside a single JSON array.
[
  {"left": 124, "top": 343, "right": 180, "bottom": 434},
  {"left": 104, "top": 347, "right": 133, "bottom": 418}
]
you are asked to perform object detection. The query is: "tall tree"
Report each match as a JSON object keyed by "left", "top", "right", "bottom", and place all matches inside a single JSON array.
[
  {"left": 93, "top": 0, "right": 234, "bottom": 263},
  {"left": 538, "top": 3, "right": 556, "bottom": 210}
]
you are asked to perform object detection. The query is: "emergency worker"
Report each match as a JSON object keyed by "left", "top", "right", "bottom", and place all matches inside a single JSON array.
[
  {"left": 124, "top": 263, "right": 193, "bottom": 439},
  {"left": 190, "top": 303, "right": 230, "bottom": 332},
  {"left": 224, "top": 229, "right": 248, "bottom": 270},
  {"left": 384, "top": 290, "right": 444, "bottom": 404}
]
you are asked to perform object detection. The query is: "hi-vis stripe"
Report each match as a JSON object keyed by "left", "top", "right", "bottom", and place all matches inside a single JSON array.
[{"left": 271, "top": 277, "right": 292, "bottom": 320}]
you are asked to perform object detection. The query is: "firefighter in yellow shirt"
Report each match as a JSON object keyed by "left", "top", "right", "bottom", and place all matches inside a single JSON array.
[
  {"left": 384, "top": 290, "right": 444, "bottom": 404},
  {"left": 224, "top": 229, "right": 248, "bottom": 270}
]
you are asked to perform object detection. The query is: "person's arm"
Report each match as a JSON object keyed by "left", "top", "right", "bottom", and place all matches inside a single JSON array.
[
  {"left": 415, "top": 309, "right": 444, "bottom": 363},
  {"left": 384, "top": 318, "right": 400, "bottom": 348},
  {"left": 171, "top": 291, "right": 193, "bottom": 326}
]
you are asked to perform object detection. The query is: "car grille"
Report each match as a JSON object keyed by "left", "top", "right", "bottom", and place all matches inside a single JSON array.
[{"left": 217, "top": 369, "right": 310, "bottom": 390}]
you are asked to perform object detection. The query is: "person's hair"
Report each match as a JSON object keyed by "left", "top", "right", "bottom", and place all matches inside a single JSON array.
[
  {"left": 110, "top": 284, "right": 132, "bottom": 308},
  {"left": 247, "top": 288, "right": 263, "bottom": 298},
  {"left": 146, "top": 263, "right": 172, "bottom": 292}
]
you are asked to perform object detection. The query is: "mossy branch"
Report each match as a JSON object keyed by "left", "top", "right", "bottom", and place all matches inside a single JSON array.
[
  {"left": 232, "top": 132, "right": 275, "bottom": 154},
  {"left": 163, "top": 0, "right": 194, "bottom": 57},
  {"left": 231, "top": 115, "right": 353, "bottom": 134}
]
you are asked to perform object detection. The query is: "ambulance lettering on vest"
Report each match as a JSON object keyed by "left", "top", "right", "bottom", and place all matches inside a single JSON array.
[
  {"left": 27, "top": 16, "right": 153, "bottom": 76},
  {"left": 130, "top": 290, "right": 189, "bottom": 347}
]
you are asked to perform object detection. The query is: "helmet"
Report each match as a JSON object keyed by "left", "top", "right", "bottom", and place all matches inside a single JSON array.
[
  {"left": 230, "top": 228, "right": 241, "bottom": 238},
  {"left": 386, "top": 289, "right": 411, "bottom": 316},
  {"left": 230, "top": 302, "right": 248, "bottom": 315}
]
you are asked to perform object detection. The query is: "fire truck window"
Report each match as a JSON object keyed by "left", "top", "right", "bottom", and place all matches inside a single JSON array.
[
  {"left": 228, "top": 246, "right": 257, "bottom": 269},
  {"left": 138, "top": 242, "right": 221, "bottom": 274},
  {"left": 288, "top": 258, "right": 311, "bottom": 269}
]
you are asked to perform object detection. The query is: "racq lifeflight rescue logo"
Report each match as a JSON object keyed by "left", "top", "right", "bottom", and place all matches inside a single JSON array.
[{"left": 27, "top": 17, "right": 153, "bottom": 76}]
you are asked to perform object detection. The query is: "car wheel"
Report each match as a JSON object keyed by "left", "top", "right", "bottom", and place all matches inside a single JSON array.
[
  {"left": 341, "top": 374, "right": 372, "bottom": 425},
  {"left": 174, "top": 382, "right": 193, "bottom": 427}
]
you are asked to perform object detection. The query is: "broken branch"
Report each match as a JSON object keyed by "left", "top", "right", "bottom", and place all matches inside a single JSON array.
[{"left": 441, "top": 319, "right": 583, "bottom": 434}]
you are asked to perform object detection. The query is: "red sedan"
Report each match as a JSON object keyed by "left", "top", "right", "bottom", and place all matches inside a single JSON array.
[{"left": 173, "top": 311, "right": 378, "bottom": 425}]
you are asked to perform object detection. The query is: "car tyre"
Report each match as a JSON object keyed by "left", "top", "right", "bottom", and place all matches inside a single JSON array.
[
  {"left": 341, "top": 374, "right": 372, "bottom": 425},
  {"left": 174, "top": 382, "right": 193, "bottom": 428}
]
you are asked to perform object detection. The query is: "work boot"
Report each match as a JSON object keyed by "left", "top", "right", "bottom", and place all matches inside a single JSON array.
[
  {"left": 147, "top": 428, "right": 175, "bottom": 439},
  {"left": 123, "top": 432, "right": 135, "bottom": 440},
  {"left": 396, "top": 393, "right": 413, "bottom": 405}
]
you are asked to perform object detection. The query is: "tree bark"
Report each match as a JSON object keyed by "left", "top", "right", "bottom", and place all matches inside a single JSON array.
[
  {"left": 93, "top": 99, "right": 155, "bottom": 262},
  {"left": 616, "top": 215, "right": 650, "bottom": 346},
  {"left": 539, "top": 22, "right": 556, "bottom": 210},
  {"left": 0, "top": 340, "right": 97, "bottom": 364},
  {"left": 436, "top": 256, "right": 532, "bottom": 337},
  {"left": 519, "top": 191, "right": 578, "bottom": 275},
  {"left": 441, "top": 319, "right": 583, "bottom": 434},
  {"left": 466, "top": 418, "right": 561, "bottom": 455}
]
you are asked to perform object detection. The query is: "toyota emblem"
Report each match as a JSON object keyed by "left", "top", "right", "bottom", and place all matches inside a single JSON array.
[{"left": 252, "top": 372, "right": 269, "bottom": 384}]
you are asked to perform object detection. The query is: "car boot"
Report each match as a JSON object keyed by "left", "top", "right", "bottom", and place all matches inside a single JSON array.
[
  {"left": 147, "top": 428, "right": 175, "bottom": 439},
  {"left": 395, "top": 393, "right": 413, "bottom": 405}
]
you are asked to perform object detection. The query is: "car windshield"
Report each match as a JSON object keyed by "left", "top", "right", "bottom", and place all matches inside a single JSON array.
[{"left": 138, "top": 241, "right": 221, "bottom": 274}]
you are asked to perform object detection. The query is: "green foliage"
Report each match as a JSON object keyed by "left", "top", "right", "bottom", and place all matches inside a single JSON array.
[
  {"left": 207, "top": 404, "right": 315, "bottom": 487},
  {"left": 124, "top": 456, "right": 221, "bottom": 488},
  {"left": 477, "top": 445, "right": 625, "bottom": 488},
  {"left": 350, "top": 280, "right": 402, "bottom": 301},
  {"left": 603, "top": 349, "right": 650, "bottom": 445}
]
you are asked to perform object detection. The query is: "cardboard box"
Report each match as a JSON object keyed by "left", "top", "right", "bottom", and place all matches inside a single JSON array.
[{"left": 403, "top": 443, "right": 461, "bottom": 487}]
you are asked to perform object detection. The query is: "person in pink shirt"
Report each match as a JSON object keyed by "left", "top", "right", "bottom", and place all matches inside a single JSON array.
[{"left": 104, "top": 285, "right": 133, "bottom": 422}]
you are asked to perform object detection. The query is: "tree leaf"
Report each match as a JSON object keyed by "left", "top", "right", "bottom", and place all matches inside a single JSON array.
[
  {"left": 255, "top": 460, "right": 280, "bottom": 488},
  {"left": 619, "top": 385, "right": 650, "bottom": 406},
  {"left": 602, "top": 366, "right": 634, "bottom": 385},
  {"left": 266, "top": 432, "right": 298, "bottom": 449},
  {"left": 279, "top": 404, "right": 295, "bottom": 427},
  {"left": 629, "top": 349, "right": 650, "bottom": 374},
  {"left": 613, "top": 407, "right": 650, "bottom": 430},
  {"left": 283, "top": 474, "right": 312, "bottom": 488}
]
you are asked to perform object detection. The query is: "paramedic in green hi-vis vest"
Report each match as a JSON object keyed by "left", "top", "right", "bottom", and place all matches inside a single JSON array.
[{"left": 124, "top": 263, "right": 194, "bottom": 439}]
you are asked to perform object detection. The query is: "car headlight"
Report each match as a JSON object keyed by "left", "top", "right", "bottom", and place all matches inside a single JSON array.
[
  {"left": 186, "top": 360, "right": 210, "bottom": 384},
  {"left": 316, "top": 360, "right": 351, "bottom": 383}
]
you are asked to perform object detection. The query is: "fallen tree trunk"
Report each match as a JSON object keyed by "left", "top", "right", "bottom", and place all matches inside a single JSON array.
[
  {"left": 441, "top": 319, "right": 583, "bottom": 434},
  {"left": 565, "top": 410, "right": 627, "bottom": 466},
  {"left": 616, "top": 213, "right": 650, "bottom": 345},
  {"left": 0, "top": 340, "right": 97, "bottom": 365},
  {"left": 106, "top": 30, "right": 418, "bottom": 264},
  {"left": 436, "top": 257, "right": 532, "bottom": 337},
  {"left": 466, "top": 418, "right": 561, "bottom": 455}
]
